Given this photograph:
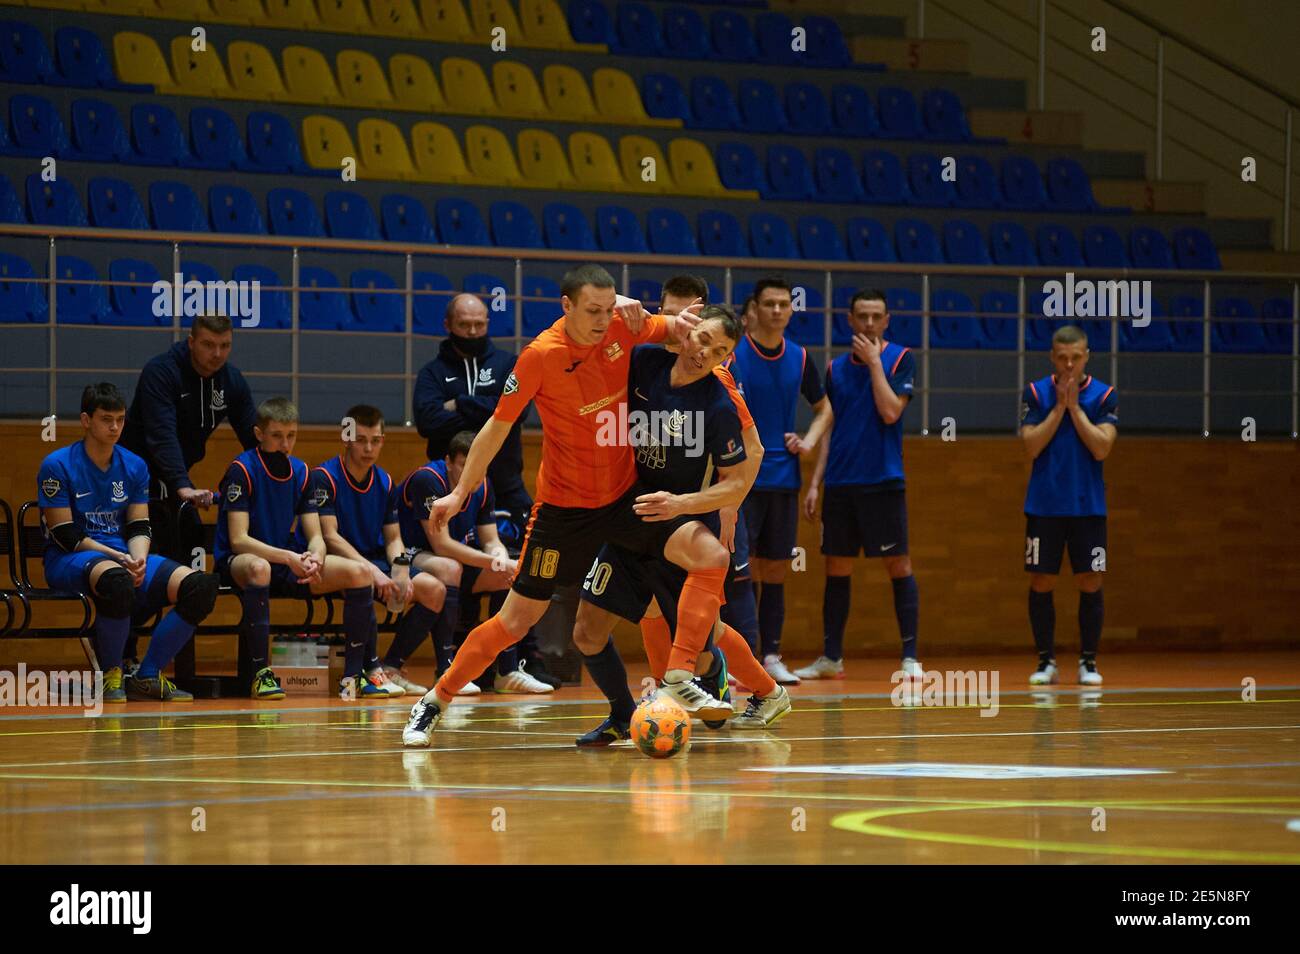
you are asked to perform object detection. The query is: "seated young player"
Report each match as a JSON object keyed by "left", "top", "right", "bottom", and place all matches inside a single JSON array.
[
  {"left": 38, "top": 383, "right": 219, "bottom": 702},
  {"left": 214, "top": 397, "right": 378, "bottom": 700}
]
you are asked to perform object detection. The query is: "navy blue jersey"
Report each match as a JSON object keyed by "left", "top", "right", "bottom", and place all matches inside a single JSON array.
[
  {"left": 824, "top": 344, "right": 915, "bottom": 489},
  {"left": 214, "top": 448, "right": 312, "bottom": 561},
  {"left": 627, "top": 345, "right": 747, "bottom": 497},
  {"left": 729, "top": 334, "right": 822, "bottom": 491},
  {"left": 1021, "top": 374, "right": 1118, "bottom": 516},
  {"left": 303, "top": 456, "right": 397, "bottom": 560},
  {"left": 37, "top": 441, "right": 151, "bottom": 551},
  {"left": 397, "top": 459, "right": 495, "bottom": 552}
]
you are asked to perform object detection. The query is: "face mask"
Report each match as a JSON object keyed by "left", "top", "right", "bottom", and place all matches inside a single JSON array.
[
  {"left": 261, "top": 449, "right": 291, "bottom": 478},
  {"left": 450, "top": 333, "right": 488, "bottom": 358}
]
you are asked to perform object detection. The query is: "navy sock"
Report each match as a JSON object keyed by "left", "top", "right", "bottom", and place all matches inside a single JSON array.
[
  {"left": 822, "top": 575, "right": 851, "bottom": 661},
  {"left": 891, "top": 575, "right": 919, "bottom": 659},
  {"left": 365, "top": 613, "right": 381, "bottom": 671},
  {"left": 1029, "top": 589, "right": 1055, "bottom": 660},
  {"left": 719, "top": 577, "right": 759, "bottom": 653},
  {"left": 582, "top": 638, "right": 636, "bottom": 724},
  {"left": 137, "top": 609, "right": 196, "bottom": 679},
  {"left": 240, "top": 585, "right": 271, "bottom": 671},
  {"left": 758, "top": 582, "right": 785, "bottom": 657},
  {"left": 342, "top": 586, "right": 374, "bottom": 678},
  {"left": 95, "top": 615, "right": 131, "bottom": 672},
  {"left": 385, "top": 602, "right": 439, "bottom": 668},
  {"left": 496, "top": 645, "right": 519, "bottom": 676},
  {"left": 1079, "top": 589, "right": 1104, "bottom": 656},
  {"left": 432, "top": 585, "right": 460, "bottom": 673}
]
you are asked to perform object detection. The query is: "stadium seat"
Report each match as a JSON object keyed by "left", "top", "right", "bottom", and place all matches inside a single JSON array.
[
  {"left": 470, "top": 0, "right": 526, "bottom": 46},
  {"left": 418, "top": 0, "right": 476, "bottom": 42},
  {"left": 754, "top": 13, "right": 798, "bottom": 66},
  {"left": 180, "top": 261, "right": 222, "bottom": 288},
  {"left": 688, "top": 76, "right": 738, "bottom": 130},
  {"left": 647, "top": 207, "right": 699, "bottom": 255},
  {"left": 411, "top": 270, "right": 455, "bottom": 334},
  {"left": 131, "top": 102, "right": 190, "bottom": 166},
  {"left": 170, "top": 36, "right": 232, "bottom": 99},
  {"left": 1118, "top": 297, "right": 1172, "bottom": 352},
  {"left": 518, "top": 128, "right": 577, "bottom": 188},
  {"left": 669, "top": 138, "right": 740, "bottom": 197},
  {"left": 943, "top": 219, "right": 990, "bottom": 264},
  {"left": 954, "top": 154, "right": 1000, "bottom": 209},
  {"left": 0, "top": 20, "right": 53, "bottom": 85},
  {"left": 350, "top": 270, "right": 404, "bottom": 333},
  {"left": 88, "top": 177, "right": 148, "bottom": 230},
  {"left": 884, "top": 288, "right": 923, "bottom": 347},
  {"left": 299, "top": 266, "right": 350, "bottom": 330},
  {"left": 629, "top": 278, "right": 661, "bottom": 312},
  {"left": 787, "top": 289, "right": 826, "bottom": 347},
  {"left": 877, "top": 87, "right": 923, "bottom": 140},
  {"left": 541, "top": 202, "right": 596, "bottom": 250},
  {"left": 436, "top": 197, "right": 490, "bottom": 245},
  {"left": 50, "top": 255, "right": 108, "bottom": 325},
  {"left": 266, "top": 187, "right": 324, "bottom": 237},
  {"left": 803, "top": 15, "right": 852, "bottom": 68},
  {"left": 55, "top": 27, "right": 145, "bottom": 92},
  {"left": 0, "top": 173, "right": 21, "bottom": 224},
  {"left": 9, "top": 94, "right": 71, "bottom": 158},
  {"left": 369, "top": 0, "right": 424, "bottom": 37},
  {"left": 390, "top": 53, "right": 446, "bottom": 112},
  {"left": 189, "top": 106, "right": 250, "bottom": 171},
  {"left": 520, "top": 274, "right": 561, "bottom": 336},
  {"left": 27, "top": 175, "right": 87, "bottom": 228},
  {"left": 568, "top": 0, "right": 615, "bottom": 45},
  {"left": 977, "top": 290, "right": 1019, "bottom": 350},
  {"left": 847, "top": 217, "right": 895, "bottom": 262},
  {"left": 246, "top": 110, "right": 307, "bottom": 173},
  {"left": 324, "top": 191, "right": 380, "bottom": 241},
  {"left": 612, "top": 2, "right": 663, "bottom": 57},
  {"left": 593, "top": 67, "right": 674, "bottom": 127},
  {"left": 862, "top": 150, "right": 910, "bottom": 204},
  {"left": 730, "top": 282, "right": 755, "bottom": 309},
  {"left": 737, "top": 78, "right": 785, "bottom": 133},
  {"left": 542, "top": 65, "right": 598, "bottom": 122},
  {"left": 662, "top": 4, "right": 711, "bottom": 58},
  {"left": 698, "top": 209, "right": 747, "bottom": 257},
  {"left": 797, "top": 216, "right": 847, "bottom": 260},
  {"left": 813, "top": 148, "right": 864, "bottom": 203},
  {"left": 232, "top": 263, "right": 291, "bottom": 330},
  {"left": 829, "top": 287, "right": 855, "bottom": 345},
  {"left": 381, "top": 193, "right": 437, "bottom": 243},
  {"left": 715, "top": 141, "right": 765, "bottom": 193},
  {"left": 112, "top": 32, "right": 177, "bottom": 93},
  {"left": 1024, "top": 294, "right": 1060, "bottom": 351},
  {"left": 1172, "top": 227, "right": 1220, "bottom": 270},
  {"left": 1129, "top": 227, "right": 1174, "bottom": 269},
  {"left": 1036, "top": 224, "right": 1084, "bottom": 267},
  {"left": 107, "top": 258, "right": 164, "bottom": 327},
  {"left": 764, "top": 145, "right": 815, "bottom": 201},
  {"left": 894, "top": 219, "right": 942, "bottom": 263},
  {"left": 1259, "top": 298, "right": 1294, "bottom": 355},
  {"left": 710, "top": 10, "right": 758, "bottom": 61},
  {"left": 0, "top": 252, "right": 45, "bottom": 323},
  {"left": 749, "top": 213, "right": 798, "bottom": 258},
  {"left": 1082, "top": 225, "right": 1128, "bottom": 267},
  {"left": 641, "top": 72, "right": 688, "bottom": 124},
  {"left": 282, "top": 45, "right": 344, "bottom": 105},
  {"left": 263, "top": 0, "right": 321, "bottom": 29},
  {"left": 411, "top": 121, "right": 471, "bottom": 183},
  {"left": 212, "top": 0, "right": 272, "bottom": 26},
  {"left": 337, "top": 49, "right": 394, "bottom": 108},
  {"left": 70, "top": 98, "right": 134, "bottom": 163},
  {"left": 908, "top": 153, "right": 956, "bottom": 207},
  {"left": 209, "top": 184, "right": 265, "bottom": 234},
  {"left": 595, "top": 205, "right": 648, "bottom": 253},
  {"left": 354, "top": 117, "right": 417, "bottom": 181},
  {"left": 519, "top": 0, "right": 592, "bottom": 50},
  {"left": 569, "top": 132, "right": 626, "bottom": 191},
  {"left": 301, "top": 115, "right": 358, "bottom": 174},
  {"left": 489, "top": 200, "right": 543, "bottom": 247},
  {"left": 931, "top": 289, "right": 979, "bottom": 349},
  {"left": 1212, "top": 298, "right": 1266, "bottom": 353},
  {"left": 921, "top": 88, "right": 972, "bottom": 141},
  {"left": 1000, "top": 157, "right": 1047, "bottom": 210},
  {"left": 1167, "top": 296, "right": 1206, "bottom": 352},
  {"left": 439, "top": 58, "right": 497, "bottom": 114},
  {"left": 317, "top": 0, "right": 373, "bottom": 32},
  {"left": 989, "top": 220, "right": 1036, "bottom": 266},
  {"left": 830, "top": 84, "right": 880, "bottom": 138},
  {"left": 1045, "top": 157, "right": 1097, "bottom": 213},
  {"left": 785, "top": 83, "right": 830, "bottom": 136},
  {"left": 619, "top": 134, "right": 671, "bottom": 193},
  {"left": 465, "top": 124, "right": 524, "bottom": 185},
  {"left": 493, "top": 61, "right": 548, "bottom": 119}
]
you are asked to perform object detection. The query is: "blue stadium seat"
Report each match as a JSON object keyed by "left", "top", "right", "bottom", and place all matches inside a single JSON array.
[
  {"left": 27, "top": 174, "right": 87, "bottom": 228},
  {"left": 803, "top": 16, "right": 852, "bottom": 68},
  {"left": 1167, "top": 296, "right": 1206, "bottom": 352},
  {"left": 107, "top": 259, "right": 164, "bottom": 327},
  {"left": 785, "top": 83, "right": 830, "bottom": 135},
  {"left": 350, "top": 270, "right": 404, "bottom": 333},
  {"left": 298, "top": 267, "right": 350, "bottom": 330},
  {"left": 411, "top": 270, "right": 456, "bottom": 335},
  {"left": 614, "top": 3, "right": 664, "bottom": 57},
  {"left": 1172, "top": 227, "right": 1220, "bottom": 270},
  {"left": 149, "top": 180, "right": 207, "bottom": 232},
  {"left": 830, "top": 84, "right": 879, "bottom": 138},
  {"left": 131, "top": 103, "right": 190, "bottom": 167},
  {"left": 711, "top": 10, "right": 759, "bottom": 61},
  {"left": 1023, "top": 293, "right": 1061, "bottom": 351},
  {"left": 55, "top": 27, "right": 146, "bottom": 92},
  {"left": 436, "top": 197, "right": 490, "bottom": 246},
  {"left": 87, "top": 176, "right": 147, "bottom": 230},
  {"left": 830, "top": 287, "right": 855, "bottom": 345},
  {"left": 931, "top": 289, "right": 978, "bottom": 348},
  {"left": 1128, "top": 227, "right": 1174, "bottom": 269},
  {"left": 894, "top": 218, "right": 941, "bottom": 263},
  {"left": 989, "top": 220, "right": 1036, "bottom": 266},
  {"left": 647, "top": 207, "right": 699, "bottom": 255},
  {"left": 954, "top": 154, "right": 1000, "bottom": 209},
  {"left": 921, "top": 88, "right": 971, "bottom": 141},
  {"left": 541, "top": 202, "right": 595, "bottom": 250},
  {"left": 381, "top": 193, "right": 437, "bottom": 243},
  {"left": 462, "top": 273, "right": 508, "bottom": 323},
  {"left": 754, "top": 13, "right": 798, "bottom": 65},
  {"left": 1260, "top": 298, "right": 1294, "bottom": 355},
  {"left": 812, "top": 147, "right": 863, "bottom": 202},
  {"left": 943, "top": 219, "right": 990, "bottom": 264},
  {"left": 0, "top": 20, "right": 55, "bottom": 85},
  {"left": 1045, "top": 157, "right": 1097, "bottom": 213},
  {"left": 698, "top": 209, "right": 747, "bottom": 257},
  {"left": 764, "top": 146, "right": 815, "bottom": 201},
  {"left": 1212, "top": 298, "right": 1266, "bottom": 353},
  {"left": 568, "top": 0, "right": 615, "bottom": 45},
  {"left": 209, "top": 184, "right": 265, "bottom": 234},
  {"left": 520, "top": 275, "right": 560, "bottom": 336},
  {"left": 884, "top": 288, "right": 923, "bottom": 347},
  {"left": 233, "top": 263, "right": 291, "bottom": 330},
  {"left": 0, "top": 173, "right": 23, "bottom": 223},
  {"left": 1082, "top": 225, "right": 1128, "bottom": 267},
  {"left": 0, "top": 252, "right": 45, "bottom": 323},
  {"left": 70, "top": 98, "right": 134, "bottom": 163},
  {"left": 642, "top": 73, "right": 689, "bottom": 123},
  {"left": 737, "top": 78, "right": 785, "bottom": 133},
  {"left": 267, "top": 187, "right": 323, "bottom": 237},
  {"left": 1036, "top": 224, "right": 1083, "bottom": 267},
  {"left": 246, "top": 111, "right": 307, "bottom": 174},
  {"left": 999, "top": 156, "right": 1047, "bottom": 210},
  {"left": 797, "top": 216, "right": 846, "bottom": 260},
  {"left": 689, "top": 76, "right": 740, "bottom": 130},
  {"left": 324, "top": 191, "right": 379, "bottom": 242},
  {"left": 715, "top": 141, "right": 764, "bottom": 192},
  {"left": 9, "top": 94, "right": 72, "bottom": 158},
  {"left": 846, "top": 217, "right": 895, "bottom": 262},
  {"left": 907, "top": 153, "right": 956, "bottom": 207},
  {"left": 189, "top": 106, "right": 251, "bottom": 172},
  {"left": 877, "top": 87, "right": 922, "bottom": 140},
  {"left": 729, "top": 281, "right": 754, "bottom": 309},
  {"left": 180, "top": 261, "right": 221, "bottom": 287},
  {"left": 490, "top": 200, "right": 542, "bottom": 248},
  {"left": 50, "top": 255, "right": 107, "bottom": 325},
  {"left": 595, "top": 205, "right": 648, "bottom": 253},
  {"left": 749, "top": 212, "right": 798, "bottom": 258},
  {"left": 1118, "top": 297, "right": 1172, "bottom": 352},
  {"left": 787, "top": 287, "right": 825, "bottom": 346},
  {"left": 861, "top": 150, "right": 910, "bottom": 204},
  {"left": 663, "top": 5, "right": 711, "bottom": 58},
  {"left": 977, "top": 290, "right": 1018, "bottom": 350},
  {"left": 629, "top": 278, "right": 660, "bottom": 312}
]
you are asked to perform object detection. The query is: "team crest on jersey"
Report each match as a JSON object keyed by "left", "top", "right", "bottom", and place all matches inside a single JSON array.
[
  {"left": 423, "top": 495, "right": 438, "bottom": 515},
  {"left": 210, "top": 389, "right": 226, "bottom": 411},
  {"left": 41, "top": 477, "right": 61, "bottom": 499},
  {"left": 1019, "top": 402, "right": 1030, "bottom": 423},
  {"left": 226, "top": 482, "right": 242, "bottom": 503},
  {"left": 309, "top": 487, "right": 329, "bottom": 508},
  {"left": 503, "top": 372, "right": 518, "bottom": 395},
  {"left": 477, "top": 367, "right": 495, "bottom": 387},
  {"left": 111, "top": 480, "right": 126, "bottom": 502},
  {"left": 604, "top": 342, "right": 623, "bottom": 362}
]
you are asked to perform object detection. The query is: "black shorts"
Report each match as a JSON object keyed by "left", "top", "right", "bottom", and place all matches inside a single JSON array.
[
  {"left": 1024, "top": 515, "right": 1108, "bottom": 575},
  {"left": 216, "top": 554, "right": 312, "bottom": 599},
  {"left": 742, "top": 489, "right": 799, "bottom": 561},
  {"left": 511, "top": 483, "right": 691, "bottom": 601},
  {"left": 821, "top": 486, "right": 909, "bottom": 558},
  {"left": 579, "top": 543, "right": 716, "bottom": 651}
]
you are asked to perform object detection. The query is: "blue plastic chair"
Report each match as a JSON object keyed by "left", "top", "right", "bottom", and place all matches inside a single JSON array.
[
  {"left": 267, "top": 188, "right": 324, "bottom": 237},
  {"left": 411, "top": 271, "right": 456, "bottom": 335},
  {"left": 749, "top": 213, "right": 798, "bottom": 258},
  {"left": 381, "top": 194, "right": 436, "bottom": 243},
  {"left": 689, "top": 76, "right": 740, "bottom": 130},
  {"left": 1000, "top": 157, "right": 1047, "bottom": 210},
  {"left": 107, "top": 259, "right": 165, "bottom": 327},
  {"left": 9, "top": 94, "right": 72, "bottom": 158},
  {"left": 489, "top": 200, "right": 542, "bottom": 248},
  {"left": 595, "top": 205, "right": 648, "bottom": 253},
  {"left": 803, "top": 15, "right": 852, "bottom": 68},
  {"left": 55, "top": 26, "right": 146, "bottom": 91},
  {"left": 862, "top": 150, "right": 910, "bottom": 204},
  {"left": 131, "top": 103, "right": 190, "bottom": 166},
  {"left": 877, "top": 87, "right": 923, "bottom": 139},
  {"left": 711, "top": 10, "right": 759, "bottom": 61},
  {"left": 70, "top": 98, "right": 134, "bottom": 163},
  {"left": 0, "top": 20, "right": 55, "bottom": 84},
  {"left": 1025, "top": 294, "right": 1061, "bottom": 351},
  {"left": 954, "top": 154, "right": 1000, "bottom": 208},
  {"left": 647, "top": 207, "right": 699, "bottom": 255},
  {"left": 989, "top": 220, "right": 1037, "bottom": 266},
  {"left": 233, "top": 263, "right": 291, "bottom": 330},
  {"left": 324, "top": 191, "right": 380, "bottom": 241},
  {"left": 209, "top": 184, "right": 265, "bottom": 234},
  {"left": 846, "top": 217, "right": 895, "bottom": 262},
  {"left": 894, "top": 218, "right": 942, "bottom": 263},
  {"left": 1036, "top": 224, "right": 1084, "bottom": 267},
  {"left": 785, "top": 82, "right": 830, "bottom": 135},
  {"left": 813, "top": 148, "right": 864, "bottom": 203},
  {"left": 1129, "top": 227, "right": 1174, "bottom": 269},
  {"left": 520, "top": 274, "right": 561, "bottom": 336},
  {"left": 1118, "top": 297, "right": 1172, "bottom": 352},
  {"left": 1260, "top": 298, "right": 1294, "bottom": 355},
  {"left": 1082, "top": 225, "right": 1128, "bottom": 267},
  {"left": 88, "top": 177, "right": 147, "bottom": 230},
  {"left": 246, "top": 111, "right": 307, "bottom": 174},
  {"left": 629, "top": 278, "right": 661, "bottom": 313},
  {"left": 149, "top": 180, "right": 207, "bottom": 232},
  {"left": 541, "top": 202, "right": 595, "bottom": 250},
  {"left": 27, "top": 175, "right": 87, "bottom": 228},
  {"left": 921, "top": 88, "right": 971, "bottom": 141},
  {"left": 1212, "top": 298, "right": 1266, "bottom": 353},
  {"left": 830, "top": 84, "right": 879, "bottom": 138},
  {"left": 189, "top": 106, "right": 251, "bottom": 171},
  {"left": 298, "top": 266, "right": 350, "bottom": 330},
  {"left": 1172, "top": 227, "right": 1220, "bottom": 270},
  {"left": 797, "top": 216, "right": 847, "bottom": 260},
  {"left": 0, "top": 173, "right": 23, "bottom": 224},
  {"left": 0, "top": 252, "right": 45, "bottom": 323},
  {"left": 737, "top": 78, "right": 785, "bottom": 133},
  {"left": 907, "top": 153, "right": 956, "bottom": 207},
  {"left": 50, "top": 255, "right": 108, "bottom": 324},
  {"left": 977, "top": 290, "right": 1019, "bottom": 350},
  {"left": 663, "top": 5, "right": 711, "bottom": 58},
  {"left": 436, "top": 198, "right": 490, "bottom": 246},
  {"left": 642, "top": 73, "right": 689, "bottom": 123},
  {"left": 754, "top": 13, "right": 798, "bottom": 66},
  {"left": 613, "top": 2, "right": 663, "bottom": 56},
  {"left": 698, "top": 210, "right": 747, "bottom": 257},
  {"left": 350, "top": 270, "right": 404, "bottom": 333},
  {"left": 567, "top": 0, "right": 615, "bottom": 45},
  {"left": 1045, "top": 157, "right": 1097, "bottom": 213},
  {"left": 715, "top": 141, "right": 765, "bottom": 192},
  {"left": 1167, "top": 296, "right": 1206, "bottom": 352},
  {"left": 931, "top": 289, "right": 979, "bottom": 348},
  {"left": 943, "top": 219, "right": 990, "bottom": 264},
  {"left": 763, "top": 145, "right": 815, "bottom": 201},
  {"left": 884, "top": 288, "right": 923, "bottom": 347}
]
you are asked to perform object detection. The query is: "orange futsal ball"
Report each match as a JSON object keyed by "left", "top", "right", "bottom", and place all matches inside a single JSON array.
[{"left": 631, "top": 696, "right": 691, "bottom": 759}]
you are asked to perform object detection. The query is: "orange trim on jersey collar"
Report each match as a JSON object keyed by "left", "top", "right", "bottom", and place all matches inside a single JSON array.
[
  {"left": 338, "top": 455, "right": 374, "bottom": 494},
  {"left": 743, "top": 333, "right": 786, "bottom": 361},
  {"left": 889, "top": 347, "right": 910, "bottom": 377},
  {"left": 255, "top": 448, "right": 293, "bottom": 482}
]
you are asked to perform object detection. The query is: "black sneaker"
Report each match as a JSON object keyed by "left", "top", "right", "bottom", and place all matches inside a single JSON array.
[
  {"left": 575, "top": 716, "right": 631, "bottom": 747},
  {"left": 693, "top": 648, "right": 731, "bottom": 729}
]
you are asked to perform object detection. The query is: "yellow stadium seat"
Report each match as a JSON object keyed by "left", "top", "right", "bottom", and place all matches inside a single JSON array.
[
  {"left": 618, "top": 134, "right": 672, "bottom": 194},
  {"left": 469, "top": 0, "right": 528, "bottom": 46},
  {"left": 26, "top": 0, "right": 84, "bottom": 10},
  {"left": 227, "top": 41, "right": 289, "bottom": 102},
  {"left": 316, "top": 0, "right": 372, "bottom": 32},
  {"left": 356, "top": 118, "right": 417, "bottom": 181},
  {"left": 170, "top": 36, "right": 232, "bottom": 98},
  {"left": 301, "top": 115, "right": 358, "bottom": 173},
  {"left": 592, "top": 67, "right": 680, "bottom": 128},
  {"left": 282, "top": 45, "right": 344, "bottom": 105},
  {"left": 390, "top": 54, "right": 445, "bottom": 112},
  {"left": 464, "top": 125, "right": 523, "bottom": 186},
  {"left": 209, "top": 0, "right": 265, "bottom": 23},
  {"left": 519, "top": 0, "right": 604, "bottom": 51},
  {"left": 517, "top": 129, "right": 576, "bottom": 189},
  {"left": 153, "top": 0, "right": 215, "bottom": 19},
  {"left": 669, "top": 138, "right": 757, "bottom": 199},
  {"left": 492, "top": 62, "right": 547, "bottom": 119},
  {"left": 370, "top": 0, "right": 423, "bottom": 37},
  {"left": 541, "top": 65, "right": 598, "bottom": 122},
  {"left": 568, "top": 132, "right": 627, "bottom": 192},
  {"left": 410, "top": 121, "right": 471, "bottom": 184},
  {"left": 113, "top": 32, "right": 178, "bottom": 93},
  {"left": 337, "top": 49, "right": 394, "bottom": 108},
  {"left": 264, "top": 0, "right": 320, "bottom": 29},
  {"left": 440, "top": 58, "right": 497, "bottom": 115},
  {"left": 418, "top": 0, "right": 476, "bottom": 42}
]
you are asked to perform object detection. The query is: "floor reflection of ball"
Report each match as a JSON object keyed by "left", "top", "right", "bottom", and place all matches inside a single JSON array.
[{"left": 631, "top": 697, "right": 691, "bottom": 759}]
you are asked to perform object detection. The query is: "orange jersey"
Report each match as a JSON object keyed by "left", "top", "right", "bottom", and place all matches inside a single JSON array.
[
  {"left": 713, "top": 361, "right": 754, "bottom": 431},
  {"left": 494, "top": 313, "right": 668, "bottom": 508}
]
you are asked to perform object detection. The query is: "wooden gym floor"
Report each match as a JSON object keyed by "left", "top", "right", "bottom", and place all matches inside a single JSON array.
[{"left": 1, "top": 651, "right": 1298, "bottom": 865}]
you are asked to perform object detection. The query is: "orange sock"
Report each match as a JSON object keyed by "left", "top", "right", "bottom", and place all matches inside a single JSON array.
[
  {"left": 717, "top": 624, "right": 777, "bottom": 697},
  {"left": 667, "top": 566, "right": 727, "bottom": 674},
  {"left": 435, "top": 615, "right": 517, "bottom": 704},
  {"left": 639, "top": 614, "right": 672, "bottom": 682}
]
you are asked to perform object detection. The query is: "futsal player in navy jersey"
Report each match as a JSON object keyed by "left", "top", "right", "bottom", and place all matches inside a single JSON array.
[
  {"left": 1019, "top": 324, "right": 1118, "bottom": 686},
  {"left": 728, "top": 277, "right": 834, "bottom": 684},
  {"left": 214, "top": 397, "right": 377, "bottom": 700},
  {"left": 38, "top": 383, "right": 219, "bottom": 702},
  {"left": 799, "top": 290, "right": 923, "bottom": 681}
]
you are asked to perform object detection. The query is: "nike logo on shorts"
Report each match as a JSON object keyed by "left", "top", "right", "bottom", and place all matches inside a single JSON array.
[
  {"left": 880, "top": 543, "right": 897, "bottom": 551},
  {"left": 733, "top": 562, "right": 749, "bottom": 573}
]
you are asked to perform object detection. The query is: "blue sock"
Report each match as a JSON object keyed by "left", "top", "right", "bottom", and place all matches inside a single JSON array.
[
  {"left": 758, "top": 582, "right": 785, "bottom": 657},
  {"left": 822, "top": 575, "right": 851, "bottom": 661},
  {"left": 365, "top": 614, "right": 381, "bottom": 671},
  {"left": 1029, "top": 589, "right": 1055, "bottom": 660},
  {"left": 343, "top": 586, "right": 374, "bottom": 678},
  {"left": 385, "top": 602, "right": 439, "bottom": 668},
  {"left": 582, "top": 637, "right": 636, "bottom": 724},
  {"left": 496, "top": 645, "right": 519, "bottom": 676},
  {"left": 95, "top": 615, "right": 131, "bottom": 672},
  {"left": 891, "top": 575, "right": 919, "bottom": 659},
  {"left": 719, "top": 577, "right": 759, "bottom": 653},
  {"left": 240, "top": 585, "right": 271, "bottom": 670},
  {"left": 432, "top": 585, "right": 460, "bottom": 673},
  {"left": 1079, "top": 589, "right": 1103, "bottom": 658},
  {"left": 137, "top": 609, "right": 196, "bottom": 679}
]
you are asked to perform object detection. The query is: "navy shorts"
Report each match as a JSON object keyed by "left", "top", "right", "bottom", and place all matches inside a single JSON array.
[
  {"left": 579, "top": 543, "right": 716, "bottom": 650},
  {"left": 742, "top": 489, "right": 799, "bottom": 561},
  {"left": 216, "top": 554, "right": 312, "bottom": 599},
  {"left": 1024, "top": 515, "right": 1108, "bottom": 575},
  {"left": 44, "top": 551, "right": 182, "bottom": 615},
  {"left": 728, "top": 505, "right": 752, "bottom": 582},
  {"left": 821, "top": 486, "right": 909, "bottom": 558}
]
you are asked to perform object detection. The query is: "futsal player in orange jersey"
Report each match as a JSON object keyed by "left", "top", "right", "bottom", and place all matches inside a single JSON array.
[{"left": 403, "top": 265, "right": 734, "bottom": 746}]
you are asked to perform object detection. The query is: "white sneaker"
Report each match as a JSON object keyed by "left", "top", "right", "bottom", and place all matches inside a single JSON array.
[
  {"left": 895, "top": 657, "right": 924, "bottom": 681},
  {"left": 456, "top": 680, "right": 482, "bottom": 696},
  {"left": 794, "top": 656, "right": 844, "bottom": 680},
  {"left": 1078, "top": 659, "right": 1103, "bottom": 686},
  {"left": 763, "top": 654, "right": 801, "bottom": 685},
  {"left": 1029, "top": 660, "right": 1059, "bottom": 685},
  {"left": 402, "top": 696, "right": 445, "bottom": 747},
  {"left": 363, "top": 667, "right": 405, "bottom": 697},
  {"left": 382, "top": 665, "right": 428, "bottom": 695},
  {"left": 656, "top": 677, "right": 733, "bottom": 722},
  {"left": 493, "top": 662, "right": 555, "bottom": 694},
  {"left": 729, "top": 684, "right": 792, "bottom": 729}
]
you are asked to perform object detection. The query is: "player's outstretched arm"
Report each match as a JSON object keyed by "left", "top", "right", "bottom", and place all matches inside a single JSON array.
[{"left": 450, "top": 418, "right": 512, "bottom": 503}]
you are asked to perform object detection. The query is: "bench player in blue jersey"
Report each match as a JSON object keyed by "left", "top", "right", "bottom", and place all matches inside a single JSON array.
[
  {"left": 799, "top": 290, "right": 923, "bottom": 681},
  {"left": 728, "top": 277, "right": 834, "bottom": 685},
  {"left": 214, "top": 397, "right": 378, "bottom": 700},
  {"left": 1019, "top": 324, "right": 1118, "bottom": 686},
  {"left": 37, "top": 383, "right": 220, "bottom": 702}
]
